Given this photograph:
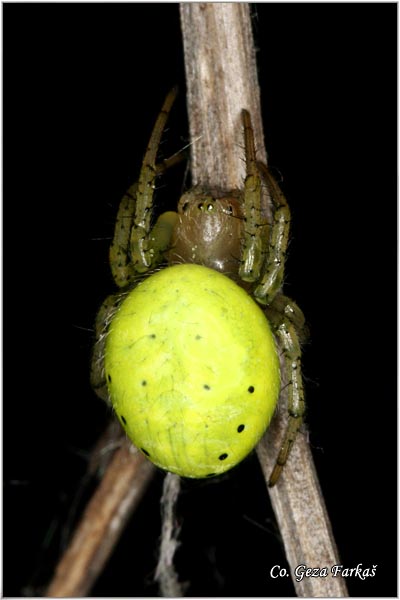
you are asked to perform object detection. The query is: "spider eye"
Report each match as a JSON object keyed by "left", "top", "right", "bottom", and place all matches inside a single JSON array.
[
  {"left": 207, "top": 203, "right": 214, "bottom": 212},
  {"left": 198, "top": 202, "right": 204, "bottom": 210},
  {"left": 222, "top": 203, "right": 234, "bottom": 216},
  {"left": 182, "top": 201, "right": 189, "bottom": 212}
]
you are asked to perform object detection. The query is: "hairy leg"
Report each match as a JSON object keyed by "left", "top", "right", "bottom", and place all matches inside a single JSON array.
[
  {"left": 239, "top": 109, "right": 267, "bottom": 282},
  {"left": 254, "top": 162, "right": 291, "bottom": 305},
  {"left": 266, "top": 299, "right": 305, "bottom": 486},
  {"left": 130, "top": 87, "right": 178, "bottom": 272}
]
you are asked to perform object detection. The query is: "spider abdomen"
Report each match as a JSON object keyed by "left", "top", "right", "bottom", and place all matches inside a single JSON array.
[{"left": 105, "top": 263, "right": 280, "bottom": 478}]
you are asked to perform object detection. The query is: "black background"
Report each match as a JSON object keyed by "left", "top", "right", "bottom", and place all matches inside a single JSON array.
[{"left": 4, "top": 3, "right": 397, "bottom": 597}]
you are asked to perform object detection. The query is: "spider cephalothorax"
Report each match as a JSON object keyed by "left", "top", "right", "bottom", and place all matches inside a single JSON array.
[
  {"left": 168, "top": 189, "right": 245, "bottom": 281},
  {"left": 91, "top": 88, "right": 305, "bottom": 486}
]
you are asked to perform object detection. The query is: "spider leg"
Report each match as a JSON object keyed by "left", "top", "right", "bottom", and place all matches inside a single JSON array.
[
  {"left": 239, "top": 110, "right": 267, "bottom": 283},
  {"left": 154, "top": 148, "right": 187, "bottom": 176},
  {"left": 266, "top": 299, "right": 305, "bottom": 486},
  {"left": 269, "top": 293, "right": 309, "bottom": 344},
  {"left": 253, "top": 162, "right": 291, "bottom": 305},
  {"left": 130, "top": 86, "right": 178, "bottom": 273},
  {"left": 90, "top": 293, "right": 121, "bottom": 402},
  {"left": 109, "top": 186, "right": 178, "bottom": 289},
  {"left": 109, "top": 183, "right": 138, "bottom": 288},
  {"left": 109, "top": 99, "right": 184, "bottom": 288},
  {"left": 147, "top": 210, "right": 179, "bottom": 266}
]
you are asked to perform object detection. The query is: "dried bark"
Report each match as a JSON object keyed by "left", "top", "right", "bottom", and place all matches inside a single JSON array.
[{"left": 46, "top": 440, "right": 154, "bottom": 597}]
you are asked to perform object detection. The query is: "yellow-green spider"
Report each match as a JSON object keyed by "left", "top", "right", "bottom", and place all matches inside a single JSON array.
[{"left": 91, "top": 88, "right": 306, "bottom": 486}]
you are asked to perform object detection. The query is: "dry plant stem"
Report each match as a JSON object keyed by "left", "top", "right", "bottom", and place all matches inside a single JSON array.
[
  {"left": 257, "top": 425, "right": 344, "bottom": 597},
  {"left": 86, "top": 419, "right": 126, "bottom": 477},
  {"left": 181, "top": 3, "right": 267, "bottom": 189},
  {"left": 46, "top": 440, "right": 155, "bottom": 597},
  {"left": 180, "top": 3, "right": 348, "bottom": 597}
]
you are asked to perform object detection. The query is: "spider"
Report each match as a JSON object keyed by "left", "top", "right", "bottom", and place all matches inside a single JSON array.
[{"left": 91, "top": 87, "right": 306, "bottom": 487}]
